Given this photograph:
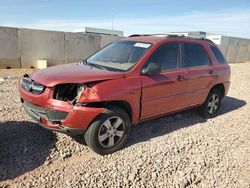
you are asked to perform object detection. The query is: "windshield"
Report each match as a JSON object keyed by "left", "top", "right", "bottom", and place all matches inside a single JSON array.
[{"left": 85, "top": 40, "right": 152, "bottom": 72}]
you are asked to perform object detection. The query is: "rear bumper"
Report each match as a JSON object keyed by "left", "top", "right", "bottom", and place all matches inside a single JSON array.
[{"left": 223, "top": 81, "right": 231, "bottom": 96}]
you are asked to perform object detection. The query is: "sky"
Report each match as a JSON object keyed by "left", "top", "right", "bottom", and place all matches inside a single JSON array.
[{"left": 0, "top": 0, "right": 250, "bottom": 37}]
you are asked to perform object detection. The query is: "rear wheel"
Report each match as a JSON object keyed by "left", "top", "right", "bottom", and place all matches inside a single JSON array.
[
  {"left": 84, "top": 107, "right": 131, "bottom": 155},
  {"left": 199, "top": 88, "right": 222, "bottom": 118}
]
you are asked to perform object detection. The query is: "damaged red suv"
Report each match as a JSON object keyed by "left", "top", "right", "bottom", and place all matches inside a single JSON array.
[{"left": 19, "top": 35, "right": 230, "bottom": 155}]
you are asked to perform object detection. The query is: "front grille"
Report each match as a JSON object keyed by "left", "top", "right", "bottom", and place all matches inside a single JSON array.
[{"left": 22, "top": 100, "right": 68, "bottom": 122}]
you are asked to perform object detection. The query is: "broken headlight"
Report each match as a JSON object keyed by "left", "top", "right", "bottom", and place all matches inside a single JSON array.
[
  {"left": 77, "top": 85, "right": 87, "bottom": 99},
  {"left": 53, "top": 84, "right": 87, "bottom": 103}
]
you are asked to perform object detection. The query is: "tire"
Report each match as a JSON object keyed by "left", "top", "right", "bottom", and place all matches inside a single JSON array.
[
  {"left": 199, "top": 88, "right": 222, "bottom": 119},
  {"left": 84, "top": 107, "right": 131, "bottom": 155}
]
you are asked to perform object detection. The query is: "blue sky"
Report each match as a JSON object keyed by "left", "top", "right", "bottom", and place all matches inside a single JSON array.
[{"left": 0, "top": 0, "right": 250, "bottom": 37}]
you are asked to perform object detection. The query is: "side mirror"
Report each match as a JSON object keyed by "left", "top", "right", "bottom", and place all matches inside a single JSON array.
[{"left": 141, "top": 62, "right": 161, "bottom": 75}]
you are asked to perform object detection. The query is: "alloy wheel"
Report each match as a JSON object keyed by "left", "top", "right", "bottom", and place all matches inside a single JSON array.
[
  {"left": 98, "top": 116, "right": 125, "bottom": 148},
  {"left": 208, "top": 94, "right": 220, "bottom": 114}
]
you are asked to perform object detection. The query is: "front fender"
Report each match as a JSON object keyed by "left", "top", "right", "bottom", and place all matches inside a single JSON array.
[{"left": 77, "top": 77, "right": 142, "bottom": 124}]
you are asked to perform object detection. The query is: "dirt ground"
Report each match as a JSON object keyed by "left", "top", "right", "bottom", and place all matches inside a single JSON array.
[{"left": 0, "top": 64, "right": 249, "bottom": 188}]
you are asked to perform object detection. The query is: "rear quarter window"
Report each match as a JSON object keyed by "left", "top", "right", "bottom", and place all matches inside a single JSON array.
[
  {"left": 210, "top": 46, "right": 226, "bottom": 64},
  {"left": 182, "top": 43, "right": 211, "bottom": 68}
]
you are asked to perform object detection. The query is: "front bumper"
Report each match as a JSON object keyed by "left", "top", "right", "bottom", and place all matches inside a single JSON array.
[
  {"left": 22, "top": 100, "right": 86, "bottom": 135},
  {"left": 19, "top": 86, "right": 106, "bottom": 136}
]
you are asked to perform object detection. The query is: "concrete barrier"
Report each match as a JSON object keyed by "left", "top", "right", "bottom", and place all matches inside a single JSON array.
[
  {"left": 65, "top": 33, "right": 101, "bottom": 63},
  {"left": 100, "top": 35, "right": 121, "bottom": 48},
  {"left": 2, "top": 26, "right": 250, "bottom": 68},
  {"left": 0, "top": 27, "right": 122, "bottom": 68},
  {"left": 237, "top": 45, "right": 249, "bottom": 63},
  {"left": 19, "top": 28, "right": 65, "bottom": 68},
  {"left": 219, "top": 44, "right": 250, "bottom": 63},
  {"left": 0, "top": 27, "right": 20, "bottom": 68}
]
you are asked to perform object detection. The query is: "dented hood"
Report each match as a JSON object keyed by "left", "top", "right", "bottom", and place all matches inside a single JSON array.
[{"left": 31, "top": 63, "right": 125, "bottom": 87}]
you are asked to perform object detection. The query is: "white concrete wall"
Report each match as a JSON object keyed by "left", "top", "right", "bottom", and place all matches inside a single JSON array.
[
  {"left": 65, "top": 33, "right": 101, "bottom": 63},
  {"left": 0, "top": 27, "right": 20, "bottom": 68},
  {"left": 19, "top": 28, "right": 65, "bottom": 68},
  {"left": 100, "top": 35, "right": 121, "bottom": 48},
  {"left": 2, "top": 26, "right": 250, "bottom": 67},
  {"left": 0, "top": 26, "right": 122, "bottom": 68},
  {"left": 219, "top": 44, "right": 250, "bottom": 63}
]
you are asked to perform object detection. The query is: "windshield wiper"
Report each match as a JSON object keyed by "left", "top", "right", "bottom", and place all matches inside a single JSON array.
[
  {"left": 88, "top": 63, "right": 107, "bottom": 70},
  {"left": 81, "top": 60, "right": 106, "bottom": 70},
  {"left": 80, "top": 60, "right": 108, "bottom": 70}
]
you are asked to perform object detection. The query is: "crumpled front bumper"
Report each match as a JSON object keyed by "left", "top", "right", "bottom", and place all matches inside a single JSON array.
[
  {"left": 22, "top": 99, "right": 106, "bottom": 136},
  {"left": 19, "top": 86, "right": 106, "bottom": 136},
  {"left": 22, "top": 100, "right": 84, "bottom": 135},
  {"left": 18, "top": 81, "right": 107, "bottom": 135}
]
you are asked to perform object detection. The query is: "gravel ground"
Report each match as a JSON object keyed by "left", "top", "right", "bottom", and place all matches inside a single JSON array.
[{"left": 0, "top": 64, "right": 249, "bottom": 188}]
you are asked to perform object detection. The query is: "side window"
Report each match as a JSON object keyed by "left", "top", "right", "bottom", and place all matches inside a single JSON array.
[
  {"left": 147, "top": 43, "right": 179, "bottom": 71},
  {"left": 182, "top": 43, "right": 211, "bottom": 68},
  {"left": 210, "top": 46, "right": 226, "bottom": 64}
]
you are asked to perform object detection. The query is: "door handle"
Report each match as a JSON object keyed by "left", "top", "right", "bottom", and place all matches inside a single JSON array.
[
  {"left": 177, "top": 75, "right": 185, "bottom": 81},
  {"left": 209, "top": 70, "right": 215, "bottom": 75}
]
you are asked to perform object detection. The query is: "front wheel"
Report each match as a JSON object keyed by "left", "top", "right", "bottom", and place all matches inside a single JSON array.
[
  {"left": 84, "top": 107, "right": 131, "bottom": 155},
  {"left": 199, "top": 88, "right": 222, "bottom": 118}
]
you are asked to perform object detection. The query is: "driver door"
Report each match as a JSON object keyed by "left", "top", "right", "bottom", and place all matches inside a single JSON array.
[{"left": 140, "top": 42, "right": 188, "bottom": 120}]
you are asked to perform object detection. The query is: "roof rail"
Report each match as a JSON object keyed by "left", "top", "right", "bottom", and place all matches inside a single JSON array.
[
  {"left": 129, "top": 33, "right": 185, "bottom": 38},
  {"left": 128, "top": 34, "right": 214, "bottom": 43},
  {"left": 129, "top": 34, "right": 150, "bottom": 37}
]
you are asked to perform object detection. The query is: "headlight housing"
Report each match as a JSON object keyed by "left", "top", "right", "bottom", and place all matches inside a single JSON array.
[
  {"left": 20, "top": 76, "right": 32, "bottom": 91},
  {"left": 31, "top": 81, "right": 45, "bottom": 94},
  {"left": 20, "top": 75, "right": 45, "bottom": 95}
]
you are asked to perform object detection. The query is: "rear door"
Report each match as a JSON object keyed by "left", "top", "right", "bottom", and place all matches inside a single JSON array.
[
  {"left": 140, "top": 42, "right": 188, "bottom": 120},
  {"left": 181, "top": 42, "right": 215, "bottom": 106}
]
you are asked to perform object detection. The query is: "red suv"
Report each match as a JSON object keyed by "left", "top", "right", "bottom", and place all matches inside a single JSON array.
[{"left": 19, "top": 35, "right": 230, "bottom": 155}]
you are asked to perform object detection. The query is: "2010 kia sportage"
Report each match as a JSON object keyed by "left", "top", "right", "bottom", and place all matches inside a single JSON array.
[{"left": 19, "top": 35, "right": 230, "bottom": 155}]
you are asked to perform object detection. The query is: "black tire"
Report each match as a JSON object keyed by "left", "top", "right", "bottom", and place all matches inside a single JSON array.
[
  {"left": 84, "top": 107, "right": 131, "bottom": 155},
  {"left": 199, "top": 88, "right": 222, "bottom": 119}
]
